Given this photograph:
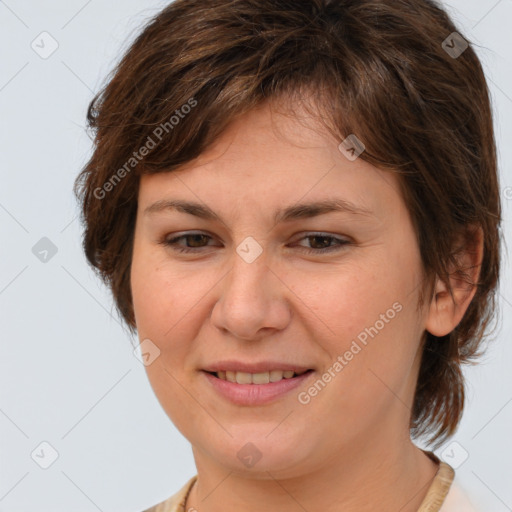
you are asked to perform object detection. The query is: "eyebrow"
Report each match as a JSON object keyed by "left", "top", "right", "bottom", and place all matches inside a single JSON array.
[{"left": 144, "top": 198, "right": 375, "bottom": 223}]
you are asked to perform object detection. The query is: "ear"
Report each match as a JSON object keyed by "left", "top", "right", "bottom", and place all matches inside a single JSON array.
[{"left": 425, "top": 225, "right": 484, "bottom": 338}]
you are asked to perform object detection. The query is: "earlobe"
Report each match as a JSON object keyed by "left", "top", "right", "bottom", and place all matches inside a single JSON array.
[{"left": 425, "top": 225, "right": 484, "bottom": 338}]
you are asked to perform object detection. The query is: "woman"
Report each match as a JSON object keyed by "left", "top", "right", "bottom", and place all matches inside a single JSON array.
[{"left": 74, "top": 0, "right": 501, "bottom": 510}]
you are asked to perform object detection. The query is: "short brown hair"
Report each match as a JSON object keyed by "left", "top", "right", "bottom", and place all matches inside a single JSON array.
[{"left": 74, "top": 0, "right": 502, "bottom": 447}]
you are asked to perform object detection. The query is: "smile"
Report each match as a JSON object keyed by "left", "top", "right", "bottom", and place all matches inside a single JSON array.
[
  {"left": 210, "top": 369, "right": 310, "bottom": 384},
  {"left": 202, "top": 368, "right": 315, "bottom": 405}
]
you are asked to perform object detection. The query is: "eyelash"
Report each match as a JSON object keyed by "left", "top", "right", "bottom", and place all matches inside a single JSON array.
[{"left": 159, "top": 232, "right": 351, "bottom": 255}]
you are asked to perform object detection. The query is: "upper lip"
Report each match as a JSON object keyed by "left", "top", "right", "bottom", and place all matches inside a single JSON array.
[{"left": 202, "top": 360, "right": 313, "bottom": 373}]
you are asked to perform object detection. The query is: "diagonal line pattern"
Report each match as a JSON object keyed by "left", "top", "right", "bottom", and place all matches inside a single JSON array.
[
  {"left": 265, "top": 410, "right": 294, "bottom": 438},
  {"left": 471, "top": 471, "right": 512, "bottom": 510},
  {"left": 0, "top": 265, "right": 29, "bottom": 296},
  {"left": 0, "top": 62, "right": 29, "bottom": 93},
  {"left": 0, "top": 408, "right": 29, "bottom": 438},
  {"left": 499, "top": 291, "right": 512, "bottom": 310},
  {"left": 0, "top": 472, "right": 29, "bottom": 502},
  {"left": 60, "top": 214, "right": 78, "bottom": 233},
  {"left": 472, "top": 0, "right": 503, "bottom": 30},
  {"left": 368, "top": 368, "right": 411, "bottom": 411},
  {"left": 60, "top": 265, "right": 124, "bottom": 328},
  {"left": 471, "top": 395, "right": 512, "bottom": 439},
  {"left": 61, "top": 60, "right": 95, "bottom": 94},
  {"left": 0, "top": 202, "right": 29, "bottom": 232},
  {"left": 488, "top": 77, "right": 512, "bottom": 107},
  {"left": 266, "top": 471, "right": 311, "bottom": 512},
  {"left": 1, "top": 1, "right": 29, "bottom": 28},
  {"left": 61, "top": 471, "right": 104, "bottom": 511},
  {"left": 199, "top": 471, "right": 233, "bottom": 502},
  {"left": 61, "top": 369, "right": 131, "bottom": 439},
  {"left": 61, "top": 0, "right": 93, "bottom": 30},
  {"left": 397, "top": 471, "right": 436, "bottom": 511}
]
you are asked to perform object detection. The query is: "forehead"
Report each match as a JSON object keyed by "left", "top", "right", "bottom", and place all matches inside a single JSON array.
[{"left": 138, "top": 102, "right": 403, "bottom": 220}]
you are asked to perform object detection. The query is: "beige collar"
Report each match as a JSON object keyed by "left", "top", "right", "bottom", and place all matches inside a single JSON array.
[
  {"left": 145, "top": 451, "right": 454, "bottom": 512},
  {"left": 417, "top": 451, "right": 455, "bottom": 511}
]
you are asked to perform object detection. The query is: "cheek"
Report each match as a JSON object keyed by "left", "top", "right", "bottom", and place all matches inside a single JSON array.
[
  {"left": 282, "top": 260, "right": 404, "bottom": 349},
  {"left": 284, "top": 255, "right": 421, "bottom": 391},
  {"left": 130, "top": 247, "right": 225, "bottom": 375},
  {"left": 130, "top": 248, "right": 206, "bottom": 432},
  {"left": 131, "top": 245, "right": 199, "bottom": 337}
]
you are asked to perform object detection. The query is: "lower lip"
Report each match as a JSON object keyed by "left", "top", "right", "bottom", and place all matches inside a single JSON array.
[{"left": 202, "top": 370, "right": 314, "bottom": 406}]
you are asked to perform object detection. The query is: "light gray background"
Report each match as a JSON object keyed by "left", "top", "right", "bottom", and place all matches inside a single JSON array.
[{"left": 0, "top": 1, "right": 511, "bottom": 511}]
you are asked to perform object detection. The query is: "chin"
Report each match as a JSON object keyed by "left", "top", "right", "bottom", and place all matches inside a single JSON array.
[{"left": 198, "top": 428, "right": 318, "bottom": 477}]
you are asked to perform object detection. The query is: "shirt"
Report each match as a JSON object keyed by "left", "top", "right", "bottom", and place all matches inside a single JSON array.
[{"left": 142, "top": 451, "right": 478, "bottom": 512}]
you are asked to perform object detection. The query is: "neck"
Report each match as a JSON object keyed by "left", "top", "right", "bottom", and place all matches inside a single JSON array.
[{"left": 186, "top": 426, "right": 438, "bottom": 512}]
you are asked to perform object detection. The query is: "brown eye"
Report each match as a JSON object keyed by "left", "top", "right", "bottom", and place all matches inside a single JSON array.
[
  {"left": 159, "top": 232, "right": 217, "bottom": 253},
  {"left": 308, "top": 235, "right": 334, "bottom": 249},
  {"left": 182, "top": 234, "right": 210, "bottom": 248},
  {"left": 293, "top": 233, "right": 351, "bottom": 254}
]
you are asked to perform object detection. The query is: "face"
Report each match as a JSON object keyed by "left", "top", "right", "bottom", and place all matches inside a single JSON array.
[{"left": 130, "top": 100, "right": 430, "bottom": 477}]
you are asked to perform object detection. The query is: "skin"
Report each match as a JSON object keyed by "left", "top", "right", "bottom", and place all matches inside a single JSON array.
[{"left": 130, "top": 99, "right": 483, "bottom": 512}]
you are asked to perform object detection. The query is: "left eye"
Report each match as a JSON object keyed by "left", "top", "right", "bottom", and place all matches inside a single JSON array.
[
  {"left": 293, "top": 234, "right": 350, "bottom": 253},
  {"left": 159, "top": 232, "right": 350, "bottom": 254}
]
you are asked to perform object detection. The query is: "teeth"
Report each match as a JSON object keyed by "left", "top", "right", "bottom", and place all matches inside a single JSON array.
[
  {"left": 236, "top": 372, "right": 252, "bottom": 384},
  {"left": 215, "top": 369, "right": 308, "bottom": 384},
  {"left": 269, "top": 370, "right": 285, "bottom": 382},
  {"left": 252, "top": 372, "right": 270, "bottom": 384}
]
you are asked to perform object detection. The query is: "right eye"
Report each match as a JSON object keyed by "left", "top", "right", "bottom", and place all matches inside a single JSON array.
[{"left": 159, "top": 232, "right": 219, "bottom": 253}]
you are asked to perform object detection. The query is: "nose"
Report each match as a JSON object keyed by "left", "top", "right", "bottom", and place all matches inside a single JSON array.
[{"left": 210, "top": 245, "right": 292, "bottom": 341}]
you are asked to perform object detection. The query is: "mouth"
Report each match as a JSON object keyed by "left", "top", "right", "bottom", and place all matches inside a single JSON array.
[
  {"left": 205, "top": 369, "right": 313, "bottom": 384},
  {"left": 201, "top": 366, "right": 315, "bottom": 406}
]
